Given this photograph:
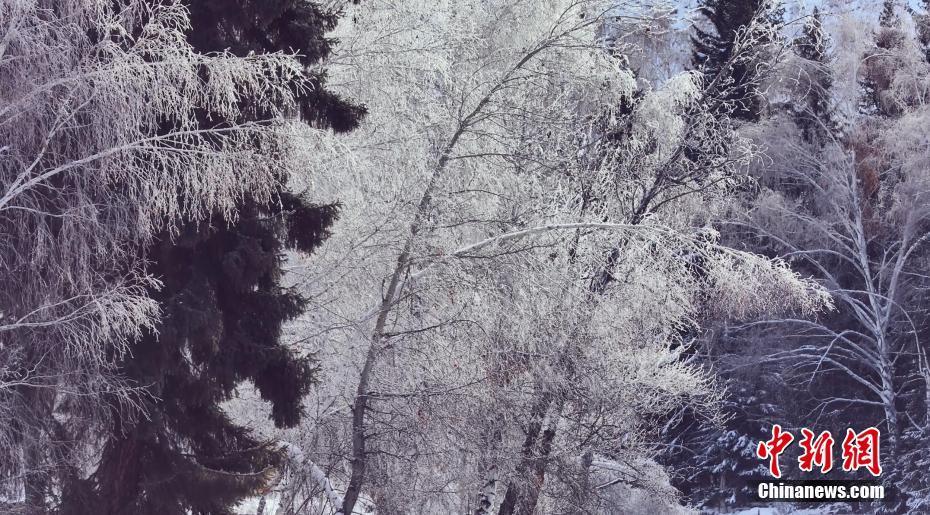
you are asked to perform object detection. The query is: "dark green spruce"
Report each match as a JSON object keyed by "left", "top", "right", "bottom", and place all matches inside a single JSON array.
[
  {"left": 691, "top": 0, "right": 782, "bottom": 122},
  {"left": 61, "top": 1, "right": 364, "bottom": 513}
]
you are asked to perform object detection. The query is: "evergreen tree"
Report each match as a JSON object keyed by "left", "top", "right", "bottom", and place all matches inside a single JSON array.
[
  {"left": 861, "top": 0, "right": 907, "bottom": 116},
  {"left": 668, "top": 12, "right": 838, "bottom": 512},
  {"left": 661, "top": 331, "right": 798, "bottom": 512},
  {"left": 793, "top": 7, "right": 834, "bottom": 146},
  {"left": 668, "top": 388, "right": 770, "bottom": 511},
  {"left": 899, "top": 404, "right": 930, "bottom": 512},
  {"left": 911, "top": 0, "right": 930, "bottom": 63},
  {"left": 61, "top": 1, "right": 364, "bottom": 513},
  {"left": 691, "top": 0, "right": 783, "bottom": 121},
  {"left": 880, "top": 0, "right": 899, "bottom": 28}
]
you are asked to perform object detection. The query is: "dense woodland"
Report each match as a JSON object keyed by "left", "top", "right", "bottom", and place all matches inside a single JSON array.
[{"left": 2, "top": 0, "right": 930, "bottom": 513}]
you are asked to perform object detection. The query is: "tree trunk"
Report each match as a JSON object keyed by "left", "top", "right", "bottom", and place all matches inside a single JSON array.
[
  {"left": 475, "top": 427, "right": 503, "bottom": 515},
  {"left": 878, "top": 339, "right": 899, "bottom": 461},
  {"left": 341, "top": 130, "right": 464, "bottom": 515},
  {"left": 571, "top": 451, "right": 594, "bottom": 514},
  {"left": 20, "top": 385, "right": 51, "bottom": 512},
  {"left": 497, "top": 392, "right": 554, "bottom": 515},
  {"left": 520, "top": 414, "right": 559, "bottom": 514},
  {"left": 23, "top": 443, "right": 46, "bottom": 511},
  {"left": 475, "top": 477, "right": 498, "bottom": 515}
]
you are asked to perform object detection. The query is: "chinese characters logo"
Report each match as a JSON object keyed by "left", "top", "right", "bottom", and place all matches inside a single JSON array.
[{"left": 756, "top": 425, "right": 882, "bottom": 478}]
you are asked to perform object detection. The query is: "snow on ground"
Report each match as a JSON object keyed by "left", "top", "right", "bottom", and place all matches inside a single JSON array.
[{"left": 721, "top": 505, "right": 862, "bottom": 515}]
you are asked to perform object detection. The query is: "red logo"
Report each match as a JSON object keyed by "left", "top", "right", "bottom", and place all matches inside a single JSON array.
[
  {"left": 756, "top": 426, "right": 881, "bottom": 477},
  {"left": 756, "top": 424, "right": 794, "bottom": 478},
  {"left": 798, "top": 428, "right": 834, "bottom": 473},
  {"left": 841, "top": 427, "right": 882, "bottom": 476}
]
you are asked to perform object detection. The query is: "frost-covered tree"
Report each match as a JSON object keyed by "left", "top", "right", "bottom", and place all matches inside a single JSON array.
[
  {"left": 262, "top": 2, "right": 830, "bottom": 513},
  {"left": 703, "top": 7, "right": 930, "bottom": 512},
  {"left": 860, "top": 0, "right": 911, "bottom": 117},
  {"left": 691, "top": 0, "right": 784, "bottom": 121},
  {"left": 0, "top": 0, "right": 339, "bottom": 510},
  {"left": 737, "top": 130, "right": 930, "bottom": 510},
  {"left": 792, "top": 7, "right": 835, "bottom": 146},
  {"left": 881, "top": 0, "right": 899, "bottom": 29},
  {"left": 736, "top": 32, "right": 930, "bottom": 494},
  {"left": 913, "top": 0, "right": 930, "bottom": 63},
  {"left": 54, "top": 0, "right": 364, "bottom": 513}
]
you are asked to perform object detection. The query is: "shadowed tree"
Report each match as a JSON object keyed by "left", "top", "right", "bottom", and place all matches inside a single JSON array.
[
  {"left": 793, "top": 7, "right": 834, "bottom": 146},
  {"left": 691, "top": 0, "right": 783, "bottom": 122},
  {"left": 60, "top": 1, "right": 364, "bottom": 513}
]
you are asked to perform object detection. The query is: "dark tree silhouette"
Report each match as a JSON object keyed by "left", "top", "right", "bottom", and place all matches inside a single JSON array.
[
  {"left": 60, "top": 1, "right": 364, "bottom": 513},
  {"left": 793, "top": 7, "right": 834, "bottom": 146},
  {"left": 691, "top": 0, "right": 782, "bottom": 121}
]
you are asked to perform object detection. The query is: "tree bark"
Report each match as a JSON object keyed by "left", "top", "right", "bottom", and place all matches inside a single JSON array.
[
  {"left": 475, "top": 427, "right": 503, "bottom": 515},
  {"left": 20, "top": 385, "right": 51, "bottom": 512},
  {"left": 23, "top": 443, "right": 46, "bottom": 511},
  {"left": 341, "top": 127, "right": 465, "bottom": 515},
  {"left": 497, "top": 391, "right": 554, "bottom": 515}
]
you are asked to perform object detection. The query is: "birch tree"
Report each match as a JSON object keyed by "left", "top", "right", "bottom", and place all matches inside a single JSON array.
[
  {"left": 732, "top": 6, "right": 930, "bottom": 471},
  {"left": 267, "top": 1, "right": 828, "bottom": 513}
]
